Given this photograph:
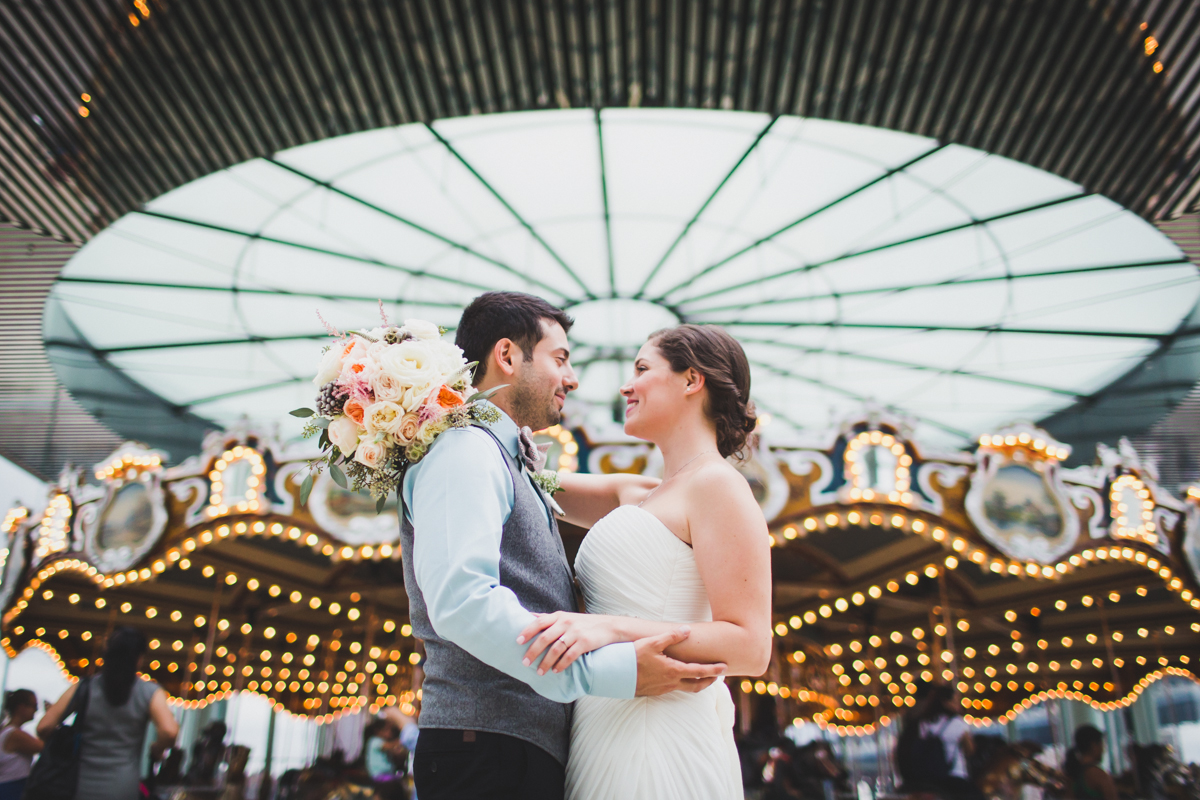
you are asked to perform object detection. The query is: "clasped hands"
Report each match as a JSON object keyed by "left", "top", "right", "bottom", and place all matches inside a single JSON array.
[{"left": 517, "top": 611, "right": 726, "bottom": 697}]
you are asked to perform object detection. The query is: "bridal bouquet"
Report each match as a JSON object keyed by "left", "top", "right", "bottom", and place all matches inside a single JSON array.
[{"left": 291, "top": 313, "right": 500, "bottom": 510}]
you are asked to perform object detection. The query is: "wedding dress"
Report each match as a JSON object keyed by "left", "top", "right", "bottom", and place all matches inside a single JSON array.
[{"left": 566, "top": 505, "right": 742, "bottom": 799}]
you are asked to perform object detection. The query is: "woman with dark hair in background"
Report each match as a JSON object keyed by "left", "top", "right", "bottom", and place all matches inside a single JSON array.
[
  {"left": 1064, "top": 725, "right": 1118, "bottom": 800},
  {"left": 38, "top": 626, "right": 179, "bottom": 800},
  {"left": 0, "top": 689, "right": 41, "bottom": 799}
]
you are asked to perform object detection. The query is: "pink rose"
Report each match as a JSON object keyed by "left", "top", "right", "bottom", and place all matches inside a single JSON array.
[
  {"left": 328, "top": 415, "right": 361, "bottom": 457},
  {"left": 353, "top": 441, "right": 386, "bottom": 470},
  {"left": 394, "top": 412, "right": 421, "bottom": 446}
]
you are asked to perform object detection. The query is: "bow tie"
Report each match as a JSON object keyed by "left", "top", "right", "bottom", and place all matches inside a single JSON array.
[{"left": 517, "top": 426, "right": 552, "bottom": 473}]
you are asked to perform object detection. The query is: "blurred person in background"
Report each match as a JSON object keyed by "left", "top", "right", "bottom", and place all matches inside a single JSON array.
[
  {"left": 0, "top": 689, "right": 42, "bottom": 800},
  {"left": 1064, "top": 725, "right": 1118, "bottom": 800},
  {"left": 896, "top": 682, "right": 980, "bottom": 800},
  {"left": 38, "top": 626, "right": 179, "bottom": 800}
]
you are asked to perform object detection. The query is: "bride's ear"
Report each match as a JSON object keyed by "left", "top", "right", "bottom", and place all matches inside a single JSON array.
[{"left": 683, "top": 368, "right": 705, "bottom": 396}]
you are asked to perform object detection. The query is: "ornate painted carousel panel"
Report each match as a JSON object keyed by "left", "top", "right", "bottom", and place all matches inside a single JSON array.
[
  {"left": 1, "top": 431, "right": 418, "bottom": 721},
  {"left": 1, "top": 413, "right": 1198, "bottom": 734}
]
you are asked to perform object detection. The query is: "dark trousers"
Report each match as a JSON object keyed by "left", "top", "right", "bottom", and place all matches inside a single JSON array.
[{"left": 413, "top": 728, "right": 565, "bottom": 800}]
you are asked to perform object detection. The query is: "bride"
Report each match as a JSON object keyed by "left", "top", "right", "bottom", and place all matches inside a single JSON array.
[{"left": 517, "top": 323, "right": 773, "bottom": 799}]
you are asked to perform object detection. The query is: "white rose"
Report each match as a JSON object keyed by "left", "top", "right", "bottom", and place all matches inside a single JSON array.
[
  {"left": 376, "top": 340, "right": 440, "bottom": 395},
  {"left": 362, "top": 400, "right": 405, "bottom": 437},
  {"left": 429, "top": 339, "right": 469, "bottom": 376},
  {"left": 313, "top": 345, "right": 347, "bottom": 387},
  {"left": 403, "top": 318, "right": 442, "bottom": 341},
  {"left": 354, "top": 441, "right": 386, "bottom": 470},
  {"left": 327, "top": 415, "right": 361, "bottom": 457}
]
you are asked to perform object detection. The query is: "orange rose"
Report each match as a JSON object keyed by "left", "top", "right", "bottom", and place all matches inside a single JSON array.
[
  {"left": 436, "top": 385, "right": 465, "bottom": 409},
  {"left": 344, "top": 398, "right": 366, "bottom": 425}
]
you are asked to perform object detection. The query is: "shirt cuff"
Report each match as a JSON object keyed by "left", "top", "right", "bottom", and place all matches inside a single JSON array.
[{"left": 586, "top": 641, "right": 638, "bottom": 699}]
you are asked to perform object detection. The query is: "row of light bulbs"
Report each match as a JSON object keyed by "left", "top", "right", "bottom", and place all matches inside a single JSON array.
[
  {"left": 770, "top": 521, "right": 1198, "bottom": 637},
  {"left": 93, "top": 452, "right": 162, "bottom": 482},
  {"left": 766, "top": 665, "right": 1198, "bottom": 738},
  {"left": 206, "top": 447, "right": 267, "bottom": 518}
]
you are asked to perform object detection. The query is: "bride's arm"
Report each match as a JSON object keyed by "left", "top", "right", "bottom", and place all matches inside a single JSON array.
[
  {"left": 553, "top": 471, "right": 660, "bottom": 528},
  {"left": 520, "top": 461, "right": 773, "bottom": 677}
]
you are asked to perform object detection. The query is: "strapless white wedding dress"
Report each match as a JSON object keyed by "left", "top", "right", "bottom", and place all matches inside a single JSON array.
[{"left": 566, "top": 505, "right": 742, "bottom": 799}]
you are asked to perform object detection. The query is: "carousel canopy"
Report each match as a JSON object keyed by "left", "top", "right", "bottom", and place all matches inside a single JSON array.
[{"left": 0, "top": 413, "right": 1198, "bottom": 728}]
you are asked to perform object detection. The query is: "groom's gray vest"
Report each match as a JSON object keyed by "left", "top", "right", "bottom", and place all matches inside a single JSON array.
[{"left": 399, "top": 425, "right": 578, "bottom": 764}]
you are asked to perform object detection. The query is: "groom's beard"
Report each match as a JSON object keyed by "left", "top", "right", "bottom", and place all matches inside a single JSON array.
[{"left": 509, "top": 371, "right": 562, "bottom": 431}]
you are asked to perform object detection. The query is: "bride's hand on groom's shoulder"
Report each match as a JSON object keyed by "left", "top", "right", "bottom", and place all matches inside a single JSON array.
[{"left": 517, "top": 611, "right": 621, "bottom": 675}]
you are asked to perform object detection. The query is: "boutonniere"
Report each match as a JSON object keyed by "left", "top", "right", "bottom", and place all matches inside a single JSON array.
[{"left": 519, "top": 427, "right": 565, "bottom": 516}]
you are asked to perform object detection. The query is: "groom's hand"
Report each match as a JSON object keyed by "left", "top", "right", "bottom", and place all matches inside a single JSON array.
[{"left": 633, "top": 626, "right": 726, "bottom": 696}]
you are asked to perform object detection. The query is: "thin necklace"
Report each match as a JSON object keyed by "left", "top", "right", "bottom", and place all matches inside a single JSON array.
[{"left": 638, "top": 450, "right": 719, "bottom": 507}]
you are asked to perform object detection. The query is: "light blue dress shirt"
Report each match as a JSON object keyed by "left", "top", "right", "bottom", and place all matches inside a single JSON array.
[{"left": 401, "top": 402, "right": 637, "bottom": 702}]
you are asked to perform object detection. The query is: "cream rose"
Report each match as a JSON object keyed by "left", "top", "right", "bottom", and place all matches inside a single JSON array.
[
  {"left": 371, "top": 371, "right": 406, "bottom": 404},
  {"left": 354, "top": 441, "right": 386, "bottom": 470},
  {"left": 376, "top": 340, "right": 440, "bottom": 397},
  {"left": 414, "top": 419, "right": 448, "bottom": 448},
  {"left": 393, "top": 412, "right": 421, "bottom": 446},
  {"left": 327, "top": 415, "right": 361, "bottom": 457},
  {"left": 403, "top": 318, "right": 442, "bottom": 341},
  {"left": 362, "top": 400, "right": 405, "bottom": 437}
]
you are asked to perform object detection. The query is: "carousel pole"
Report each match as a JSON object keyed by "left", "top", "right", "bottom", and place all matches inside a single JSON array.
[
  {"left": 92, "top": 605, "right": 116, "bottom": 675},
  {"left": 198, "top": 577, "right": 223, "bottom": 686},
  {"left": 320, "top": 630, "right": 339, "bottom": 715},
  {"left": 1095, "top": 595, "right": 1129, "bottom": 774},
  {"left": 936, "top": 567, "right": 956, "bottom": 677},
  {"left": 181, "top": 632, "right": 200, "bottom": 700},
  {"left": 361, "top": 601, "right": 377, "bottom": 709}
]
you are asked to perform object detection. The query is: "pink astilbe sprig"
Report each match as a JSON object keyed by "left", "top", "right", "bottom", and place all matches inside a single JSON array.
[
  {"left": 378, "top": 299, "right": 390, "bottom": 327},
  {"left": 316, "top": 309, "right": 342, "bottom": 338},
  {"left": 418, "top": 394, "right": 450, "bottom": 424}
]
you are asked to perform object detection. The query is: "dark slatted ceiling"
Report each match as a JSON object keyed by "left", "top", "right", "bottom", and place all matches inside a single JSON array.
[
  {"left": 0, "top": 223, "right": 120, "bottom": 479},
  {"left": 2, "top": 0, "right": 1200, "bottom": 480},
  {"left": 2, "top": 0, "right": 1200, "bottom": 243}
]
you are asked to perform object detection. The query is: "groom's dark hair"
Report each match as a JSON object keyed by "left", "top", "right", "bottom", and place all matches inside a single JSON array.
[{"left": 457, "top": 292, "right": 573, "bottom": 383}]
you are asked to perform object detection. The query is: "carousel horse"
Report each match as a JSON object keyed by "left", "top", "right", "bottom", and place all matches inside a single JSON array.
[
  {"left": 969, "top": 736, "right": 1064, "bottom": 800},
  {"left": 1117, "top": 744, "right": 1200, "bottom": 800},
  {"left": 897, "top": 736, "right": 1063, "bottom": 800},
  {"left": 761, "top": 739, "right": 851, "bottom": 799},
  {"left": 274, "top": 751, "right": 382, "bottom": 800}
]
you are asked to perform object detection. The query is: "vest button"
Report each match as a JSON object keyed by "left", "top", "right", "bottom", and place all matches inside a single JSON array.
[{"left": 431, "top": 761, "right": 437, "bottom": 773}]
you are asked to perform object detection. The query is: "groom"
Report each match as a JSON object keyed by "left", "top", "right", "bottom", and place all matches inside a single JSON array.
[{"left": 399, "top": 291, "right": 726, "bottom": 799}]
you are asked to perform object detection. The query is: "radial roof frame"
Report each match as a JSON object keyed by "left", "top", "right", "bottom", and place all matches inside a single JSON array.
[{"left": 47, "top": 109, "right": 1200, "bottom": 455}]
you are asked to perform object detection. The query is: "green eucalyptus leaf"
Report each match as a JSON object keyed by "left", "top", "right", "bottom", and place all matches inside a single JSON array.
[
  {"left": 290, "top": 407, "right": 315, "bottom": 418},
  {"left": 313, "top": 417, "right": 330, "bottom": 429},
  {"left": 330, "top": 462, "right": 348, "bottom": 489},
  {"left": 299, "top": 472, "right": 314, "bottom": 505},
  {"left": 318, "top": 429, "right": 330, "bottom": 450},
  {"left": 466, "top": 384, "right": 508, "bottom": 404},
  {"left": 376, "top": 494, "right": 387, "bottom": 514}
]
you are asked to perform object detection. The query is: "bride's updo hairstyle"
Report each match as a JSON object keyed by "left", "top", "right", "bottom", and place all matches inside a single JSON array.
[{"left": 648, "top": 324, "right": 757, "bottom": 459}]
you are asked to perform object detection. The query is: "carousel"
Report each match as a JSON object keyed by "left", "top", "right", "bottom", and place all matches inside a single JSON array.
[{"left": 2, "top": 406, "right": 1198, "bottom": 738}]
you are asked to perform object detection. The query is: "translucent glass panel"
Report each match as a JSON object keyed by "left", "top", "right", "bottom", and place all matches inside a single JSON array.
[{"left": 52, "top": 110, "right": 1199, "bottom": 446}]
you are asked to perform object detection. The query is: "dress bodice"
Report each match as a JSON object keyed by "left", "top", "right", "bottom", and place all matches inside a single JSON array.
[
  {"left": 575, "top": 505, "right": 712, "bottom": 624},
  {"left": 566, "top": 504, "right": 742, "bottom": 800}
]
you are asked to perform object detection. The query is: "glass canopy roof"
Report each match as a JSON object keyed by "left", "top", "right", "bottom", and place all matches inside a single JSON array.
[{"left": 50, "top": 109, "right": 1200, "bottom": 450}]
